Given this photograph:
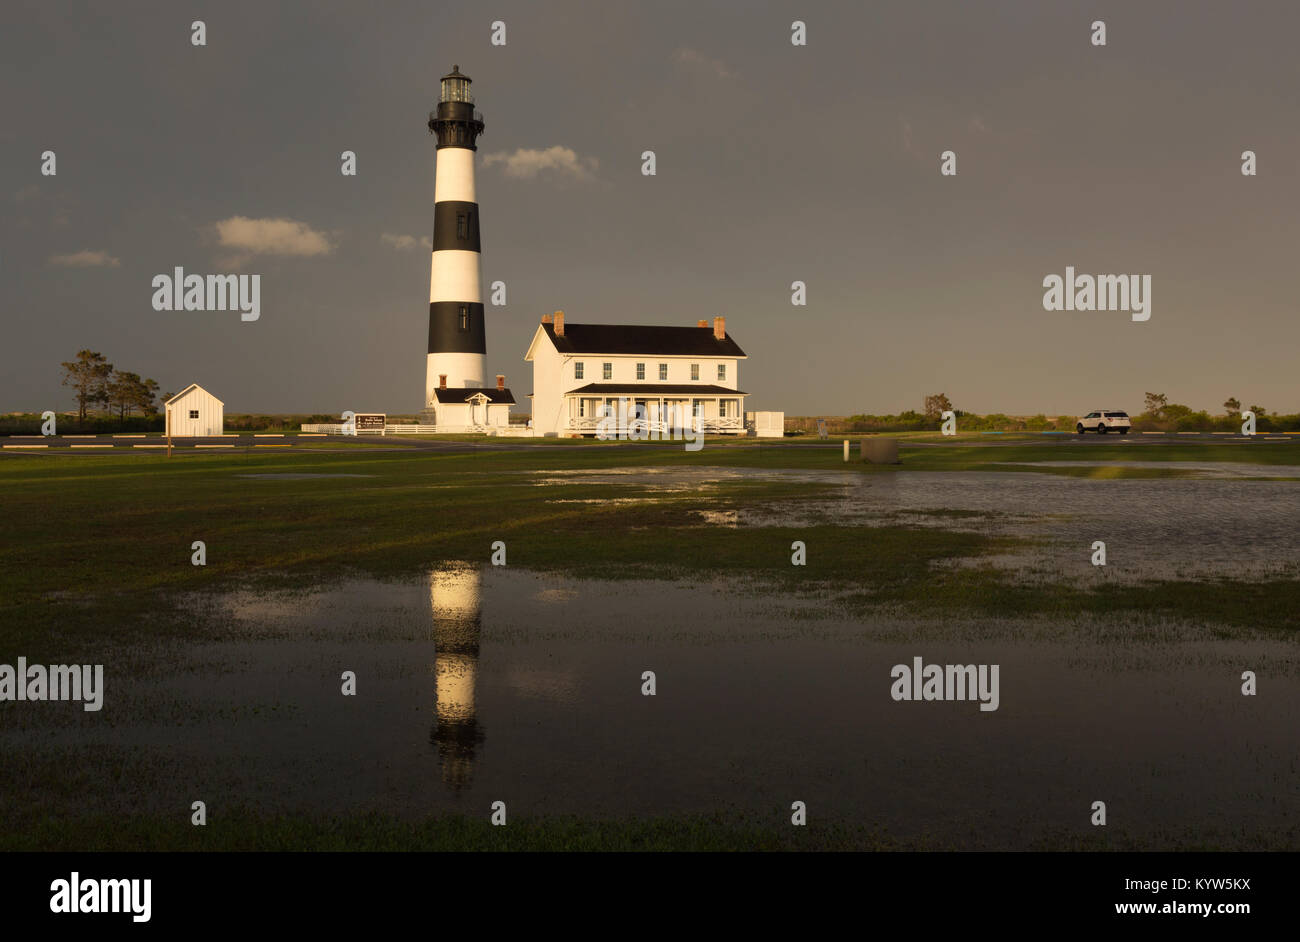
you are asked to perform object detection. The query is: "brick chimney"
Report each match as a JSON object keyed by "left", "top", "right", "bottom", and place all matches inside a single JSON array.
[
  {"left": 697, "top": 319, "right": 708, "bottom": 328},
  {"left": 541, "top": 312, "right": 552, "bottom": 324},
  {"left": 713, "top": 315, "right": 726, "bottom": 341},
  {"left": 496, "top": 374, "right": 505, "bottom": 391},
  {"left": 553, "top": 310, "right": 565, "bottom": 336},
  {"left": 439, "top": 374, "right": 447, "bottom": 389}
]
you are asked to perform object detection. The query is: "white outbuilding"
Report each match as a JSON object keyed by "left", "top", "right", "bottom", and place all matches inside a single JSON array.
[{"left": 164, "top": 384, "right": 224, "bottom": 437}]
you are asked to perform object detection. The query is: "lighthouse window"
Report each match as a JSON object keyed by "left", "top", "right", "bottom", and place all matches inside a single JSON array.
[
  {"left": 636, "top": 362, "right": 645, "bottom": 380},
  {"left": 457, "top": 213, "right": 469, "bottom": 240},
  {"left": 690, "top": 363, "right": 700, "bottom": 381},
  {"left": 602, "top": 362, "right": 612, "bottom": 380},
  {"left": 459, "top": 306, "right": 470, "bottom": 331},
  {"left": 574, "top": 362, "right": 584, "bottom": 379}
]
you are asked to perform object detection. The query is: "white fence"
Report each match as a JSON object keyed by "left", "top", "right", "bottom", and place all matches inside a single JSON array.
[{"left": 298, "top": 423, "right": 534, "bottom": 437}]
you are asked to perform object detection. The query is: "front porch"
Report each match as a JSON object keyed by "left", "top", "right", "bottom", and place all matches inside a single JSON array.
[{"left": 565, "top": 393, "right": 746, "bottom": 435}]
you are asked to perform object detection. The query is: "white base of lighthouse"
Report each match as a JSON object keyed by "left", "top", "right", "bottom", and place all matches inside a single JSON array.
[{"left": 425, "top": 353, "right": 486, "bottom": 404}]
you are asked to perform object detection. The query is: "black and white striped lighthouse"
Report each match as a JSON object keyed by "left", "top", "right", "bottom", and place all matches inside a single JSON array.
[{"left": 425, "top": 65, "right": 487, "bottom": 405}]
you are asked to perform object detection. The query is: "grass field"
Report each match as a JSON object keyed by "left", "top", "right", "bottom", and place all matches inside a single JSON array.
[{"left": 3, "top": 439, "right": 1299, "bottom": 652}]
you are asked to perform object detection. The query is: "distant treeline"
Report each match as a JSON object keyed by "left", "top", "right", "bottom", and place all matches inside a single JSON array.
[
  {"left": 787, "top": 407, "right": 1300, "bottom": 435},
  {"left": 785, "top": 412, "right": 1082, "bottom": 434},
  {"left": 786, "top": 391, "right": 1299, "bottom": 435}
]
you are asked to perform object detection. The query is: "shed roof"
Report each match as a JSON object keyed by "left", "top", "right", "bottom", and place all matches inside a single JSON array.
[{"left": 164, "top": 383, "right": 224, "bottom": 406}]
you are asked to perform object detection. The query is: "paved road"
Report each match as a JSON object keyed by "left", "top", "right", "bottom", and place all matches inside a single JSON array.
[{"left": 2, "top": 433, "right": 327, "bottom": 451}]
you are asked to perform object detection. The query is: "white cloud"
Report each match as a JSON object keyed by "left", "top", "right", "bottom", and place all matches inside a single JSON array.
[
  {"left": 213, "top": 216, "right": 333, "bottom": 257},
  {"left": 674, "top": 47, "right": 736, "bottom": 79},
  {"left": 48, "top": 249, "right": 120, "bottom": 268},
  {"left": 381, "top": 233, "right": 432, "bottom": 251},
  {"left": 482, "top": 146, "right": 598, "bottom": 182}
]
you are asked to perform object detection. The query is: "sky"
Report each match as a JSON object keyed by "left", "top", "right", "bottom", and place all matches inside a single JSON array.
[{"left": 2, "top": 0, "right": 1298, "bottom": 417}]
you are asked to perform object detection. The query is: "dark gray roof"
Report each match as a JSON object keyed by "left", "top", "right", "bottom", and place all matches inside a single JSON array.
[
  {"left": 568, "top": 383, "right": 745, "bottom": 396},
  {"left": 433, "top": 387, "right": 516, "bottom": 404},
  {"left": 541, "top": 323, "right": 746, "bottom": 357}
]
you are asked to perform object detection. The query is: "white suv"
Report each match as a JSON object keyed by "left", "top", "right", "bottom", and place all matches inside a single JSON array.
[{"left": 1076, "top": 410, "right": 1131, "bottom": 435}]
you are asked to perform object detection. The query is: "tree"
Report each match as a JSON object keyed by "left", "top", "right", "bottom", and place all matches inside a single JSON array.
[
  {"left": 1249, "top": 404, "right": 1267, "bottom": 417},
  {"left": 1223, "top": 397, "right": 1241, "bottom": 416},
  {"left": 106, "top": 370, "right": 139, "bottom": 420},
  {"left": 923, "top": 393, "right": 953, "bottom": 420},
  {"left": 60, "top": 350, "right": 113, "bottom": 423},
  {"left": 136, "top": 378, "right": 161, "bottom": 416},
  {"left": 1143, "top": 392, "right": 1168, "bottom": 417}
]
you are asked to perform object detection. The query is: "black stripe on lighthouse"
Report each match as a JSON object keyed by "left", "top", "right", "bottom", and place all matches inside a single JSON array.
[
  {"left": 432, "top": 201, "right": 481, "bottom": 253},
  {"left": 428, "top": 301, "right": 486, "bottom": 354}
]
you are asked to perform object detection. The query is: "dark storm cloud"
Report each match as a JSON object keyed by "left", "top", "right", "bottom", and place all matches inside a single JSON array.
[{"left": 2, "top": 0, "right": 1297, "bottom": 416}]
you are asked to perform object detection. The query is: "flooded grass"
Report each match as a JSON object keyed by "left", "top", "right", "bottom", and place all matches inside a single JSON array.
[{"left": 3, "top": 444, "right": 1298, "bottom": 850}]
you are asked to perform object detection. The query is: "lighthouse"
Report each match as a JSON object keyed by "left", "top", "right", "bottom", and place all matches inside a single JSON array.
[{"left": 424, "top": 65, "right": 487, "bottom": 409}]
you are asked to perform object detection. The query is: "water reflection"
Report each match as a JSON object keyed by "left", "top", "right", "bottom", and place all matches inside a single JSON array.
[{"left": 428, "top": 567, "right": 485, "bottom": 788}]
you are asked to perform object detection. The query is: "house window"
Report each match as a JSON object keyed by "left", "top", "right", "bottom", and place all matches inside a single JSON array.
[
  {"left": 636, "top": 362, "right": 645, "bottom": 380},
  {"left": 692, "top": 399, "right": 702, "bottom": 418},
  {"left": 459, "top": 306, "right": 470, "bottom": 331},
  {"left": 188, "top": 409, "right": 199, "bottom": 419},
  {"left": 575, "top": 362, "right": 584, "bottom": 379},
  {"left": 603, "top": 362, "right": 612, "bottom": 380},
  {"left": 658, "top": 363, "right": 668, "bottom": 381},
  {"left": 579, "top": 399, "right": 585, "bottom": 417},
  {"left": 690, "top": 363, "right": 699, "bottom": 381},
  {"left": 718, "top": 364, "right": 726, "bottom": 381},
  {"left": 457, "top": 213, "right": 469, "bottom": 239}
]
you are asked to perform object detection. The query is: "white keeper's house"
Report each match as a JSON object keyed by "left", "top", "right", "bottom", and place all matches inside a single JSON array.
[{"left": 525, "top": 312, "right": 748, "bottom": 437}]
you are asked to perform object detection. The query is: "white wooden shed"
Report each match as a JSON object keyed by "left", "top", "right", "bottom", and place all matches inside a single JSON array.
[{"left": 165, "top": 384, "right": 224, "bottom": 437}]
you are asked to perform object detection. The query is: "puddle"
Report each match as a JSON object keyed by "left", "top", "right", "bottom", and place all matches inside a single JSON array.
[
  {"left": 534, "top": 467, "right": 1300, "bottom": 583},
  {"left": 6, "top": 568, "right": 1296, "bottom": 848},
  {"left": 1005, "top": 460, "right": 1297, "bottom": 478}
]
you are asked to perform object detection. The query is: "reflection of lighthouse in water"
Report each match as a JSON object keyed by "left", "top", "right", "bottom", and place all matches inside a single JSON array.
[{"left": 429, "top": 567, "right": 485, "bottom": 789}]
